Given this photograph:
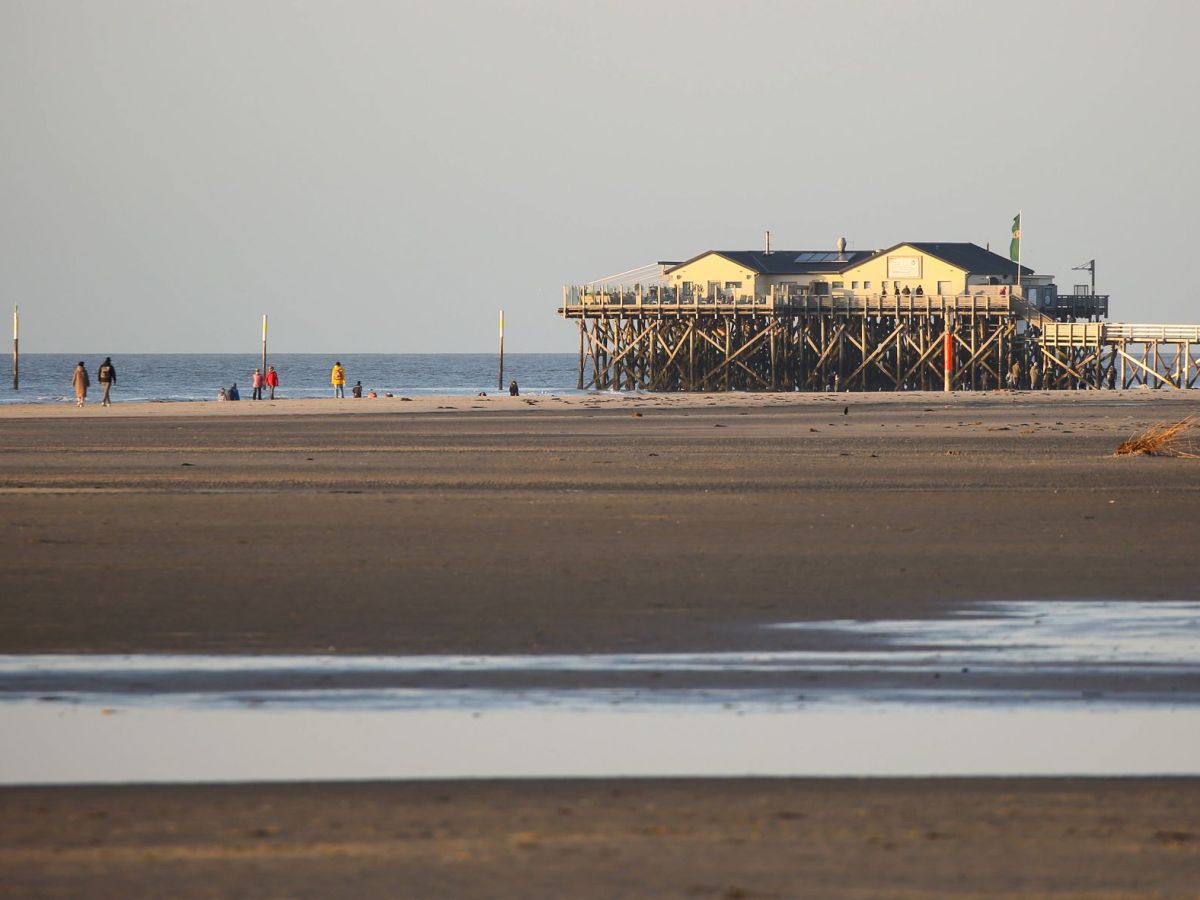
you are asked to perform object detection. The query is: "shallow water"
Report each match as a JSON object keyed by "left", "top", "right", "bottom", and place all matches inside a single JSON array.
[
  {"left": 4, "top": 601, "right": 1196, "bottom": 701},
  {"left": 4, "top": 702, "right": 1199, "bottom": 783},
  {"left": 2, "top": 353, "right": 580, "bottom": 403},
  {"left": 2, "top": 600, "right": 1198, "bottom": 783}
]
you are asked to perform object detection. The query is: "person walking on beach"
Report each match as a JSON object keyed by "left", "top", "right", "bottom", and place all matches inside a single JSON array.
[
  {"left": 71, "top": 361, "right": 90, "bottom": 407},
  {"left": 331, "top": 361, "right": 346, "bottom": 398},
  {"left": 97, "top": 357, "right": 117, "bottom": 407},
  {"left": 251, "top": 367, "right": 264, "bottom": 400},
  {"left": 266, "top": 365, "right": 279, "bottom": 399}
]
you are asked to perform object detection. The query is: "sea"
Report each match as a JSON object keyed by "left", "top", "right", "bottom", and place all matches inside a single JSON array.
[{"left": 1, "top": 354, "right": 582, "bottom": 404}]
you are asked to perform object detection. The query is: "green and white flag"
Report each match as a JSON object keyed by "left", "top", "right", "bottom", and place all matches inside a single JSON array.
[{"left": 1009, "top": 213, "right": 1021, "bottom": 262}]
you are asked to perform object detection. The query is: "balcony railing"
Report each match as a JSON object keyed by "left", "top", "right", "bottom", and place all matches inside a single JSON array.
[{"left": 562, "top": 284, "right": 1032, "bottom": 316}]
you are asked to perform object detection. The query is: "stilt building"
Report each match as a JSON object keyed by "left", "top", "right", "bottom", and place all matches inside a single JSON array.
[{"left": 560, "top": 239, "right": 1198, "bottom": 391}]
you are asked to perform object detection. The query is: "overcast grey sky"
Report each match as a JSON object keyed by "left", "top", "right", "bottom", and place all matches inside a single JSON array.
[{"left": 2, "top": 0, "right": 1197, "bottom": 353}]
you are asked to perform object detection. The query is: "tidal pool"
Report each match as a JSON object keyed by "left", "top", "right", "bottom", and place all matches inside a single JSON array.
[{"left": 1, "top": 600, "right": 1197, "bottom": 784}]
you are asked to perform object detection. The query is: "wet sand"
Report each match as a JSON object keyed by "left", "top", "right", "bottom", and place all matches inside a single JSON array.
[
  {"left": 2, "top": 391, "right": 1199, "bottom": 896},
  {"left": 3, "top": 780, "right": 1199, "bottom": 898},
  {"left": 1, "top": 391, "right": 1197, "bottom": 656}
]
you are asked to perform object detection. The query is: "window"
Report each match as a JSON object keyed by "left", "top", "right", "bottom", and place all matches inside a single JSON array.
[
  {"left": 863, "top": 281, "right": 871, "bottom": 290},
  {"left": 851, "top": 281, "right": 859, "bottom": 289},
  {"left": 831, "top": 281, "right": 844, "bottom": 289},
  {"left": 724, "top": 281, "right": 742, "bottom": 289}
]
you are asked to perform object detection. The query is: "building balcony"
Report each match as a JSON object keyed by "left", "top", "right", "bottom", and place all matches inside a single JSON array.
[{"left": 559, "top": 284, "right": 1092, "bottom": 320}]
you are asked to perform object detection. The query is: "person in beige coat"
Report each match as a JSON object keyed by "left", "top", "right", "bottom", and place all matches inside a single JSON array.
[{"left": 71, "top": 361, "right": 90, "bottom": 408}]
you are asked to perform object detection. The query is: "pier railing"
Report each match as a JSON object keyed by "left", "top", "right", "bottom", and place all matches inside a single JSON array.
[
  {"left": 1035, "top": 321, "right": 1200, "bottom": 390},
  {"left": 561, "top": 285, "right": 1024, "bottom": 318},
  {"left": 1040, "top": 322, "right": 1200, "bottom": 347},
  {"left": 1045, "top": 294, "right": 1109, "bottom": 319},
  {"left": 1105, "top": 323, "right": 1200, "bottom": 343}
]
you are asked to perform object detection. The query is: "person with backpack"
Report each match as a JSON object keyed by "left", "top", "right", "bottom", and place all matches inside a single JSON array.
[
  {"left": 97, "top": 357, "right": 117, "bottom": 407},
  {"left": 331, "top": 361, "right": 346, "bottom": 398}
]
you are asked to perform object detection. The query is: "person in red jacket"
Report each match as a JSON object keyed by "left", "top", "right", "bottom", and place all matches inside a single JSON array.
[{"left": 265, "top": 365, "right": 280, "bottom": 399}]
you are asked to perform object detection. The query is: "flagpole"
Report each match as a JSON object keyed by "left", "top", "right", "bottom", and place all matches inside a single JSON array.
[{"left": 1016, "top": 209, "right": 1023, "bottom": 292}]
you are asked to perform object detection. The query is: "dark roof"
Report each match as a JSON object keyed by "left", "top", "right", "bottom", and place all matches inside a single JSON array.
[
  {"left": 664, "top": 249, "right": 873, "bottom": 276},
  {"left": 860, "top": 242, "right": 1033, "bottom": 277},
  {"left": 665, "top": 242, "right": 1033, "bottom": 277}
]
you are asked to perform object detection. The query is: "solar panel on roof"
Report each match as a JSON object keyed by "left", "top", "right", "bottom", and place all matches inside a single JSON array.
[{"left": 793, "top": 251, "right": 843, "bottom": 262}]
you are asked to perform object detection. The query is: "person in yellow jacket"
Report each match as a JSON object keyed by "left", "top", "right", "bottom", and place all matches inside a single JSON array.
[{"left": 331, "top": 361, "right": 346, "bottom": 398}]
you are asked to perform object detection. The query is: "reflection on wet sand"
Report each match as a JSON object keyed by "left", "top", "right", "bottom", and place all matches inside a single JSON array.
[
  {"left": 1, "top": 601, "right": 1197, "bottom": 784},
  {"left": 4, "top": 702, "right": 1199, "bottom": 783}
]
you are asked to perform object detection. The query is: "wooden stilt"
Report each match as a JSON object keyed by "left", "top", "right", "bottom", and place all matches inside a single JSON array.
[{"left": 561, "top": 286, "right": 1196, "bottom": 394}]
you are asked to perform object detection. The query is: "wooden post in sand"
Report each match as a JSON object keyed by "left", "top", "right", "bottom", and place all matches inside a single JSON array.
[
  {"left": 577, "top": 318, "right": 584, "bottom": 390},
  {"left": 498, "top": 309, "right": 505, "bottom": 391},
  {"left": 11, "top": 305, "right": 17, "bottom": 391},
  {"left": 261, "top": 314, "right": 268, "bottom": 381},
  {"left": 943, "top": 318, "right": 954, "bottom": 392}
]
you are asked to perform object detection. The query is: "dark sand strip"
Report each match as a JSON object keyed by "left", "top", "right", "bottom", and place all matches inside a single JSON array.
[{"left": 3, "top": 780, "right": 1199, "bottom": 898}]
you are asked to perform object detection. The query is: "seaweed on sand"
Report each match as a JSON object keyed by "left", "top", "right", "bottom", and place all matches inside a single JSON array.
[{"left": 1115, "top": 417, "right": 1198, "bottom": 458}]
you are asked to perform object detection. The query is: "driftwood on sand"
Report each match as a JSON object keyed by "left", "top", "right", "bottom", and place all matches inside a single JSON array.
[{"left": 1115, "top": 417, "right": 1198, "bottom": 458}]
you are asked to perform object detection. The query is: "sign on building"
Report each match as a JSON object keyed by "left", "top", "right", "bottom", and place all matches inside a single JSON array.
[{"left": 887, "top": 256, "right": 922, "bottom": 279}]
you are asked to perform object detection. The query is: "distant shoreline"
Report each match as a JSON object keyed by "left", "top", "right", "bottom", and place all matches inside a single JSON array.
[{"left": 0, "top": 388, "right": 1196, "bottom": 420}]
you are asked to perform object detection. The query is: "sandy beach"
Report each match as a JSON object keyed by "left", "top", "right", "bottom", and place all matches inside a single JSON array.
[
  {"left": 2, "top": 390, "right": 1197, "bottom": 656},
  {"left": 2, "top": 391, "right": 1199, "bottom": 896},
  {"left": 3, "top": 779, "right": 1199, "bottom": 898}
]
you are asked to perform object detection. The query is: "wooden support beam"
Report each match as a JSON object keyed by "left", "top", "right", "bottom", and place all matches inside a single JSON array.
[
  {"left": 845, "top": 322, "right": 906, "bottom": 384},
  {"left": 1112, "top": 345, "right": 1177, "bottom": 389}
]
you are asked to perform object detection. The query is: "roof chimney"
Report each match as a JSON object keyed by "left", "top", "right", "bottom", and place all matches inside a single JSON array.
[
  {"left": 836, "top": 236, "right": 847, "bottom": 261},
  {"left": 765, "top": 230, "right": 771, "bottom": 255}
]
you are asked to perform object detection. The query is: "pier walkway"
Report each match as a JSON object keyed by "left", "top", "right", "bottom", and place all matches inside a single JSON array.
[{"left": 559, "top": 284, "right": 1196, "bottom": 392}]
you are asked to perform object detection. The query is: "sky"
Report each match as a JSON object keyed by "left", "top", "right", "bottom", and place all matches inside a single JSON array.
[{"left": 2, "top": 0, "right": 1198, "bottom": 353}]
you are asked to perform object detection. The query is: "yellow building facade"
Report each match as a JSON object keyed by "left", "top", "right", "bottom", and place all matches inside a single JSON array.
[
  {"left": 838, "top": 246, "right": 991, "bottom": 297},
  {"left": 660, "top": 253, "right": 765, "bottom": 299},
  {"left": 663, "top": 242, "right": 1034, "bottom": 300}
]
